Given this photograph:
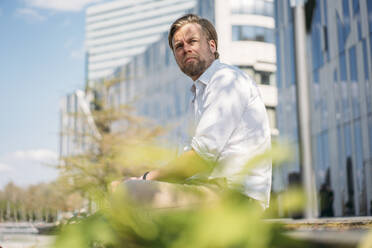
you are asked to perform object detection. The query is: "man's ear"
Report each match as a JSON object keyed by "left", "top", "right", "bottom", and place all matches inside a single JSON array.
[{"left": 208, "top": 40, "right": 216, "bottom": 54}]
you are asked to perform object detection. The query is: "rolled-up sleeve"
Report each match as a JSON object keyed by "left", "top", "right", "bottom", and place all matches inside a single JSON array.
[{"left": 191, "top": 71, "right": 250, "bottom": 162}]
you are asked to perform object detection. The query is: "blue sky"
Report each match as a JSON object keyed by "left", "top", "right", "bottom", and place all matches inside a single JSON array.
[{"left": 0, "top": 0, "right": 108, "bottom": 188}]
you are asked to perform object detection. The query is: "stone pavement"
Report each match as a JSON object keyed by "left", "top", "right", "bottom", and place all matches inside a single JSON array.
[{"left": 268, "top": 217, "right": 372, "bottom": 248}]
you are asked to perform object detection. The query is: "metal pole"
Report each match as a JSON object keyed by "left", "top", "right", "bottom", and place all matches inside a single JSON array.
[{"left": 291, "top": 0, "right": 318, "bottom": 218}]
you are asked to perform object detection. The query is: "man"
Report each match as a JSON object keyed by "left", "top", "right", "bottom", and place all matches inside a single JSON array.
[{"left": 119, "top": 14, "right": 272, "bottom": 209}]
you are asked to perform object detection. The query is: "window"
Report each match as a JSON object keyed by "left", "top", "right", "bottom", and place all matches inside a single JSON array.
[
  {"left": 266, "top": 107, "right": 276, "bottom": 129},
  {"left": 349, "top": 46, "right": 358, "bottom": 82},
  {"left": 362, "top": 39, "right": 369, "bottom": 80},
  {"left": 116, "top": 83, "right": 121, "bottom": 107},
  {"left": 232, "top": 26, "right": 240, "bottom": 41},
  {"left": 337, "top": 125, "right": 346, "bottom": 201},
  {"left": 368, "top": 0, "right": 372, "bottom": 33},
  {"left": 336, "top": 13, "right": 344, "bottom": 52},
  {"left": 322, "top": 0, "right": 328, "bottom": 24},
  {"left": 337, "top": 126, "right": 343, "bottom": 163},
  {"left": 260, "top": 71, "right": 271, "bottom": 85},
  {"left": 310, "top": 2, "right": 324, "bottom": 70},
  {"left": 238, "top": 66, "right": 275, "bottom": 85},
  {"left": 354, "top": 119, "right": 366, "bottom": 214},
  {"left": 357, "top": 17, "right": 362, "bottom": 41},
  {"left": 256, "top": 0, "right": 265, "bottom": 15},
  {"left": 334, "top": 69, "right": 338, "bottom": 83},
  {"left": 339, "top": 52, "right": 347, "bottom": 81},
  {"left": 264, "top": 1, "right": 274, "bottom": 17},
  {"left": 315, "top": 131, "right": 330, "bottom": 187},
  {"left": 370, "top": 33, "right": 372, "bottom": 73},
  {"left": 274, "top": 0, "right": 283, "bottom": 25},
  {"left": 343, "top": 0, "right": 351, "bottom": 37},
  {"left": 313, "top": 69, "right": 319, "bottom": 84},
  {"left": 231, "top": 0, "right": 274, "bottom": 17},
  {"left": 369, "top": 115, "right": 372, "bottom": 156},
  {"left": 323, "top": 26, "right": 328, "bottom": 53},
  {"left": 322, "top": 0, "right": 330, "bottom": 62},
  {"left": 344, "top": 123, "right": 352, "bottom": 157},
  {"left": 145, "top": 50, "right": 150, "bottom": 70},
  {"left": 286, "top": 25, "right": 296, "bottom": 85},
  {"left": 352, "top": 0, "right": 360, "bottom": 15},
  {"left": 125, "top": 65, "right": 131, "bottom": 100},
  {"left": 241, "top": 26, "right": 255, "bottom": 40},
  {"left": 275, "top": 31, "right": 282, "bottom": 88},
  {"left": 255, "top": 26, "right": 265, "bottom": 41},
  {"left": 232, "top": 25, "right": 275, "bottom": 44}
]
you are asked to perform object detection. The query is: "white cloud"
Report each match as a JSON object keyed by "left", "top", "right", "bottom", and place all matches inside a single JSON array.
[
  {"left": 0, "top": 163, "right": 13, "bottom": 172},
  {"left": 0, "top": 150, "right": 59, "bottom": 189},
  {"left": 25, "top": 0, "right": 103, "bottom": 12},
  {"left": 12, "top": 149, "right": 58, "bottom": 163},
  {"left": 15, "top": 8, "right": 46, "bottom": 21}
]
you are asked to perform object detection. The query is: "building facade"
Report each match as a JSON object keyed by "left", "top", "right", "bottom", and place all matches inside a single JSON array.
[
  {"left": 61, "top": 0, "right": 200, "bottom": 156},
  {"left": 103, "top": 0, "right": 278, "bottom": 139},
  {"left": 61, "top": 0, "right": 279, "bottom": 203},
  {"left": 85, "top": 0, "right": 198, "bottom": 83},
  {"left": 60, "top": 90, "right": 100, "bottom": 158},
  {"left": 275, "top": 0, "right": 372, "bottom": 216}
]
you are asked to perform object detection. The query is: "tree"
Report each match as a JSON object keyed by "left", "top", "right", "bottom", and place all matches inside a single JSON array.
[
  {"left": 58, "top": 85, "right": 168, "bottom": 203},
  {"left": 0, "top": 181, "right": 79, "bottom": 222}
]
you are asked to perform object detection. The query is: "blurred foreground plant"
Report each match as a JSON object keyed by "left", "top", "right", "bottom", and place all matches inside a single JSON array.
[{"left": 54, "top": 143, "right": 309, "bottom": 248}]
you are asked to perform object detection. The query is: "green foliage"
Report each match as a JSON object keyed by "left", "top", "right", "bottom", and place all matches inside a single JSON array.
[
  {"left": 53, "top": 144, "right": 306, "bottom": 248},
  {"left": 359, "top": 230, "right": 372, "bottom": 248},
  {"left": 59, "top": 101, "right": 167, "bottom": 198}
]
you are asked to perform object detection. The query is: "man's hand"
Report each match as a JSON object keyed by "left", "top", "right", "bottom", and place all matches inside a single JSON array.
[
  {"left": 110, "top": 176, "right": 143, "bottom": 193},
  {"left": 110, "top": 149, "right": 212, "bottom": 192},
  {"left": 110, "top": 180, "right": 122, "bottom": 193}
]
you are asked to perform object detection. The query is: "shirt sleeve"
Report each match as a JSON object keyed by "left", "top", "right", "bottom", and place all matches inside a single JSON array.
[{"left": 191, "top": 71, "right": 251, "bottom": 162}]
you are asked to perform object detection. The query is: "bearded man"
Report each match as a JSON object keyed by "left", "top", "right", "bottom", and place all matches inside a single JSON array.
[{"left": 116, "top": 14, "right": 272, "bottom": 209}]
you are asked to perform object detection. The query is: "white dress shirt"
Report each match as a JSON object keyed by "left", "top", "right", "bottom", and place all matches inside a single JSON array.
[{"left": 190, "top": 59, "right": 272, "bottom": 208}]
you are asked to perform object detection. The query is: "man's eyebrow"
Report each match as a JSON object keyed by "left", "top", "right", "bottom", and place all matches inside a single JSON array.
[{"left": 173, "top": 41, "right": 182, "bottom": 46}]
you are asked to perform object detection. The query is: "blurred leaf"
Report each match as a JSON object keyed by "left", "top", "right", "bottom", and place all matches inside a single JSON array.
[{"left": 359, "top": 229, "right": 372, "bottom": 248}]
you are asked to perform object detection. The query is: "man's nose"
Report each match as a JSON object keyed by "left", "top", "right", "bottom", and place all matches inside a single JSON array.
[{"left": 183, "top": 43, "right": 192, "bottom": 53}]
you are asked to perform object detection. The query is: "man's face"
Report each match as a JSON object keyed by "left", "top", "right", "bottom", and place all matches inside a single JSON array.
[{"left": 172, "top": 23, "right": 216, "bottom": 81}]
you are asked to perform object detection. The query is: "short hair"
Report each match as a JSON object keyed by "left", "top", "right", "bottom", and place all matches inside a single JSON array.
[{"left": 168, "top": 14, "right": 219, "bottom": 59}]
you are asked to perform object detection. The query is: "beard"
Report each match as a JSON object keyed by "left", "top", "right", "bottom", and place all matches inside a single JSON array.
[{"left": 180, "top": 57, "right": 208, "bottom": 78}]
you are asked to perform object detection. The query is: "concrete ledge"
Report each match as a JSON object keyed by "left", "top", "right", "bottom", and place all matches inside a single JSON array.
[
  {"left": 286, "top": 230, "right": 369, "bottom": 248},
  {"left": 269, "top": 217, "right": 372, "bottom": 230},
  {"left": 267, "top": 217, "right": 372, "bottom": 248}
]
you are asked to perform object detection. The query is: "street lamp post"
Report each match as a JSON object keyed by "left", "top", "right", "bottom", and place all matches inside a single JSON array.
[{"left": 291, "top": 0, "right": 318, "bottom": 219}]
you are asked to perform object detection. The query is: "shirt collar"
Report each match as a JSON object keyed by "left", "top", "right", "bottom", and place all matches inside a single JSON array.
[{"left": 195, "top": 59, "right": 220, "bottom": 85}]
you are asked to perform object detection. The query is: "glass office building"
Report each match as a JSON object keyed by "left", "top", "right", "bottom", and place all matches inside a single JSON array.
[
  {"left": 85, "top": 0, "right": 198, "bottom": 83},
  {"left": 275, "top": 0, "right": 372, "bottom": 216},
  {"left": 60, "top": 0, "right": 279, "bottom": 204},
  {"left": 86, "top": 0, "right": 278, "bottom": 141}
]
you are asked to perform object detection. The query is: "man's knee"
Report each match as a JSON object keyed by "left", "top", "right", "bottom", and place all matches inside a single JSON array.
[
  {"left": 121, "top": 179, "right": 161, "bottom": 204},
  {"left": 120, "top": 180, "right": 219, "bottom": 209}
]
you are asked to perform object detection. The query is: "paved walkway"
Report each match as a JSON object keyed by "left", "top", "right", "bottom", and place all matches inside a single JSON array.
[
  {"left": 271, "top": 216, "right": 372, "bottom": 230},
  {"left": 268, "top": 217, "right": 372, "bottom": 248}
]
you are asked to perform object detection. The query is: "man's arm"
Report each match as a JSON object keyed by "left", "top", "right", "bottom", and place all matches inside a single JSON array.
[
  {"left": 110, "top": 149, "right": 212, "bottom": 193},
  {"left": 146, "top": 149, "right": 212, "bottom": 182}
]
